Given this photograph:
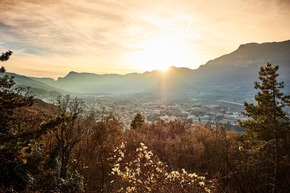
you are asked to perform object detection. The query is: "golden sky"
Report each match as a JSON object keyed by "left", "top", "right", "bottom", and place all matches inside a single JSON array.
[{"left": 1, "top": 0, "right": 290, "bottom": 78}]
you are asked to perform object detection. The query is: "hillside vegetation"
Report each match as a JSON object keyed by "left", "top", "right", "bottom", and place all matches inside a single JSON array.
[{"left": 1, "top": 51, "right": 290, "bottom": 193}]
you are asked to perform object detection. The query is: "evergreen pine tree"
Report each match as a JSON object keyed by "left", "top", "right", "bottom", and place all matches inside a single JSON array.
[
  {"left": 130, "top": 113, "right": 145, "bottom": 129},
  {"left": 239, "top": 63, "right": 290, "bottom": 146},
  {"left": 0, "top": 51, "right": 35, "bottom": 191},
  {"left": 239, "top": 63, "right": 290, "bottom": 193}
]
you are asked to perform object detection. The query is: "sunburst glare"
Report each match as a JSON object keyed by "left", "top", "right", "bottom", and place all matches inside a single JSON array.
[{"left": 127, "top": 34, "right": 194, "bottom": 72}]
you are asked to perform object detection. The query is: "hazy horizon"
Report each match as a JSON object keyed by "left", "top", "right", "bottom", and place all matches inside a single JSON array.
[
  {"left": 1, "top": 0, "right": 290, "bottom": 79},
  {"left": 5, "top": 65, "right": 193, "bottom": 80}
]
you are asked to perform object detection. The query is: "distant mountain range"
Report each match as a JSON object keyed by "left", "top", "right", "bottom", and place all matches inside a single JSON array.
[
  {"left": 3, "top": 40, "right": 290, "bottom": 100},
  {"left": 0, "top": 72, "right": 64, "bottom": 98}
]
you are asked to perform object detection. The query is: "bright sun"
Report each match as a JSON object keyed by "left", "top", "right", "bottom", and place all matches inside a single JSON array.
[{"left": 127, "top": 34, "right": 193, "bottom": 72}]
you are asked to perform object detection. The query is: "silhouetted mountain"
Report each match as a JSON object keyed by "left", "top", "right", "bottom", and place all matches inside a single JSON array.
[
  {"left": 188, "top": 40, "right": 290, "bottom": 99},
  {"left": 196, "top": 40, "right": 290, "bottom": 83},
  {"left": 6, "top": 40, "right": 290, "bottom": 100},
  {"left": 35, "top": 70, "right": 165, "bottom": 94},
  {"left": 0, "top": 72, "right": 64, "bottom": 97}
]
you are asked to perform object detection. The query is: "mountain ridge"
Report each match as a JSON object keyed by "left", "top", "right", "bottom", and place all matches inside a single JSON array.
[{"left": 4, "top": 39, "right": 290, "bottom": 99}]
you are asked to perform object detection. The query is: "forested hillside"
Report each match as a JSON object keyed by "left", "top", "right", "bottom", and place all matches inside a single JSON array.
[{"left": 1, "top": 51, "right": 290, "bottom": 193}]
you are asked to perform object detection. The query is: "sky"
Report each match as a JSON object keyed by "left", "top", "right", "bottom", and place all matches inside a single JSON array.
[{"left": 1, "top": 0, "right": 290, "bottom": 79}]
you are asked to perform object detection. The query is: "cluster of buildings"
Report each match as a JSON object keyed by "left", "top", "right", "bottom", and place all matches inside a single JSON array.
[{"left": 77, "top": 93, "right": 248, "bottom": 132}]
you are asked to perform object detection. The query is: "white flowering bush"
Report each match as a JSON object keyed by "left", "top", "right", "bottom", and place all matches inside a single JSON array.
[{"left": 110, "top": 142, "right": 214, "bottom": 193}]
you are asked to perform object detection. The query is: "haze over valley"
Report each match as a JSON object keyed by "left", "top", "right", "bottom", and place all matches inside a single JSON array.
[
  {"left": 1, "top": 1, "right": 290, "bottom": 192},
  {"left": 2, "top": 40, "right": 290, "bottom": 131}
]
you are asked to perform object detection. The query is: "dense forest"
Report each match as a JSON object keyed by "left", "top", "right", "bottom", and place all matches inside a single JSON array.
[{"left": 1, "top": 51, "right": 290, "bottom": 193}]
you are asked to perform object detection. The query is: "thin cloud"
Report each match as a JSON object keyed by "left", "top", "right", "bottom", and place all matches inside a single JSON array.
[{"left": 0, "top": 0, "right": 289, "bottom": 77}]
